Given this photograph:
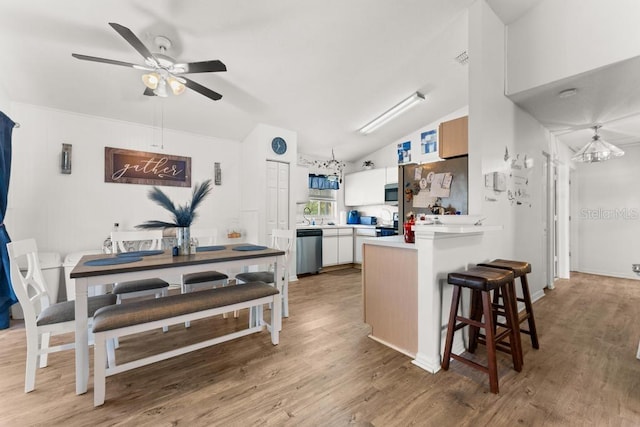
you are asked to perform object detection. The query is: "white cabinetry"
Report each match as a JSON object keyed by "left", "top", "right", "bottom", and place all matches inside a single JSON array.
[
  {"left": 344, "top": 168, "right": 386, "bottom": 206},
  {"left": 354, "top": 227, "right": 377, "bottom": 264},
  {"left": 338, "top": 228, "right": 354, "bottom": 264},
  {"left": 322, "top": 227, "right": 354, "bottom": 267},
  {"left": 266, "top": 161, "right": 289, "bottom": 242}
]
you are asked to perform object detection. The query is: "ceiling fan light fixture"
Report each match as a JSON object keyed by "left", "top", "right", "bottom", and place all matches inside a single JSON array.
[
  {"left": 571, "top": 125, "right": 625, "bottom": 163},
  {"left": 359, "top": 92, "right": 425, "bottom": 135},
  {"left": 142, "top": 72, "right": 160, "bottom": 90},
  {"left": 154, "top": 78, "right": 168, "bottom": 98},
  {"left": 167, "top": 76, "right": 186, "bottom": 96}
]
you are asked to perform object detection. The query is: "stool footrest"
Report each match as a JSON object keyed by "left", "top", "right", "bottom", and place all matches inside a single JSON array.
[
  {"left": 456, "top": 315, "right": 484, "bottom": 329},
  {"left": 476, "top": 335, "right": 517, "bottom": 357},
  {"left": 450, "top": 353, "right": 489, "bottom": 374}
]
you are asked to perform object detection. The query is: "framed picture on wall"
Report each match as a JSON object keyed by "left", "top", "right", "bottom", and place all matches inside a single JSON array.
[
  {"left": 397, "top": 141, "right": 411, "bottom": 164},
  {"left": 421, "top": 129, "right": 437, "bottom": 154}
]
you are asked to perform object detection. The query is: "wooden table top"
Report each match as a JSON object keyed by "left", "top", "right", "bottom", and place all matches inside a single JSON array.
[{"left": 70, "top": 244, "right": 285, "bottom": 278}]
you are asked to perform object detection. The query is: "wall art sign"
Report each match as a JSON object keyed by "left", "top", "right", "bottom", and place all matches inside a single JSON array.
[{"left": 104, "top": 147, "right": 191, "bottom": 187}]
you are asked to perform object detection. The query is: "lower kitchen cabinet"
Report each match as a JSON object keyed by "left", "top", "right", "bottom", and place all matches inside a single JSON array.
[
  {"left": 322, "top": 227, "right": 354, "bottom": 267},
  {"left": 354, "top": 227, "right": 377, "bottom": 264}
]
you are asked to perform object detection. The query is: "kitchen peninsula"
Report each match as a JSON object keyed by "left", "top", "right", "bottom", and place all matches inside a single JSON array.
[{"left": 362, "top": 220, "right": 501, "bottom": 373}]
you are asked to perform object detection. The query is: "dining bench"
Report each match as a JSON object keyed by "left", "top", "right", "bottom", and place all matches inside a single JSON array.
[{"left": 92, "top": 281, "right": 280, "bottom": 406}]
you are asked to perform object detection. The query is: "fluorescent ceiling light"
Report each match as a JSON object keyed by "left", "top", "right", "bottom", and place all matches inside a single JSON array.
[{"left": 359, "top": 92, "right": 425, "bottom": 135}]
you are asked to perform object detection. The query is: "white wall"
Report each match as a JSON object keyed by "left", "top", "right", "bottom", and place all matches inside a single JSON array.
[
  {"left": 506, "top": 0, "right": 640, "bottom": 94},
  {"left": 240, "top": 123, "right": 298, "bottom": 244},
  {"left": 468, "top": 1, "right": 552, "bottom": 299},
  {"left": 6, "top": 103, "right": 242, "bottom": 257},
  {"left": 573, "top": 144, "right": 640, "bottom": 279},
  {"left": 0, "top": 83, "right": 10, "bottom": 113},
  {"left": 240, "top": 123, "right": 298, "bottom": 279}
]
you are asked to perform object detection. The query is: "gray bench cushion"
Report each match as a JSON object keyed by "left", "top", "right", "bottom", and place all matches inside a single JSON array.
[
  {"left": 236, "top": 271, "right": 274, "bottom": 284},
  {"left": 183, "top": 270, "right": 228, "bottom": 285},
  {"left": 93, "top": 281, "right": 278, "bottom": 333},
  {"left": 37, "top": 294, "right": 117, "bottom": 326},
  {"left": 112, "top": 278, "right": 169, "bottom": 294}
]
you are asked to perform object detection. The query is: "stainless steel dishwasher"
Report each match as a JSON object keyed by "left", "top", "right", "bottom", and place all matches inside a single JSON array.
[{"left": 296, "top": 228, "right": 322, "bottom": 275}]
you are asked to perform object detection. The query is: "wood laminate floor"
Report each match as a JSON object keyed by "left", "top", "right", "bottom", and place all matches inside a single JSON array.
[{"left": 1, "top": 270, "right": 639, "bottom": 426}]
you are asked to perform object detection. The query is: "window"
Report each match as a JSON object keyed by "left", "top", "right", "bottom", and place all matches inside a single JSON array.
[{"left": 305, "top": 188, "right": 336, "bottom": 219}]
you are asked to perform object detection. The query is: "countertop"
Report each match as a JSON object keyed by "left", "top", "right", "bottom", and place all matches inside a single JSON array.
[
  {"left": 413, "top": 223, "right": 503, "bottom": 234},
  {"left": 362, "top": 235, "right": 416, "bottom": 250},
  {"left": 296, "top": 223, "right": 382, "bottom": 230}
]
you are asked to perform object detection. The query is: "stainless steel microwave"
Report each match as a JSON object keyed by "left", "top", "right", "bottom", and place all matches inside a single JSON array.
[{"left": 384, "top": 184, "right": 398, "bottom": 205}]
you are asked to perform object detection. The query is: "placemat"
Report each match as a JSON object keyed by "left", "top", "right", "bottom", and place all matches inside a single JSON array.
[
  {"left": 232, "top": 245, "right": 268, "bottom": 251},
  {"left": 84, "top": 256, "right": 143, "bottom": 266},
  {"left": 195, "top": 245, "right": 226, "bottom": 252},
  {"left": 116, "top": 250, "right": 165, "bottom": 257}
]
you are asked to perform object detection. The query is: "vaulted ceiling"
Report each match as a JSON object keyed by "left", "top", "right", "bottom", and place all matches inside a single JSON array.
[
  {"left": 0, "top": 0, "right": 476, "bottom": 161},
  {"left": 7, "top": 1, "right": 623, "bottom": 162}
]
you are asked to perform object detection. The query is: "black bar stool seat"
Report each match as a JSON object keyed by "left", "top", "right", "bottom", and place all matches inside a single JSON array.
[{"left": 442, "top": 266, "right": 523, "bottom": 394}]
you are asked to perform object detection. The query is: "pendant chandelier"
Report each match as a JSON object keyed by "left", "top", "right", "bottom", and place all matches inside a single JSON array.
[
  {"left": 571, "top": 125, "right": 625, "bottom": 163},
  {"left": 301, "top": 149, "right": 346, "bottom": 183}
]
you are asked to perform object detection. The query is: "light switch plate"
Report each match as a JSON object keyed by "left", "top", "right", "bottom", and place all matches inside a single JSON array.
[{"left": 493, "top": 172, "right": 506, "bottom": 192}]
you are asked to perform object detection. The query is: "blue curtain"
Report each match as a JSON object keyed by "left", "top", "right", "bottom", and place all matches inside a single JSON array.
[
  {"left": 0, "top": 111, "right": 17, "bottom": 329},
  {"left": 308, "top": 174, "right": 339, "bottom": 190}
]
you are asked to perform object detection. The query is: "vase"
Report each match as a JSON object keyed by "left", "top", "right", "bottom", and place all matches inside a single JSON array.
[{"left": 176, "top": 227, "right": 191, "bottom": 255}]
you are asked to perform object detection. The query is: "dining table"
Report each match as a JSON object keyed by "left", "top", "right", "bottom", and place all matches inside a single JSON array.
[{"left": 70, "top": 243, "right": 285, "bottom": 395}]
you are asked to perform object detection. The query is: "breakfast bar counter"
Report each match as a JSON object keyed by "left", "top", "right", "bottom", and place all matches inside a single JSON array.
[
  {"left": 362, "top": 236, "right": 417, "bottom": 357},
  {"left": 362, "top": 222, "right": 501, "bottom": 373}
]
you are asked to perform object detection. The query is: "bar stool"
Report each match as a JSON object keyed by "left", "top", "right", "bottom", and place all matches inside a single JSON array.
[
  {"left": 478, "top": 259, "right": 539, "bottom": 349},
  {"left": 442, "top": 266, "right": 523, "bottom": 394}
]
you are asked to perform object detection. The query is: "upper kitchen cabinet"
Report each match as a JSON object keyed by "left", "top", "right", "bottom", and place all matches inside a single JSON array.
[
  {"left": 438, "top": 116, "right": 468, "bottom": 158},
  {"left": 385, "top": 167, "right": 398, "bottom": 184},
  {"left": 344, "top": 168, "right": 385, "bottom": 206}
]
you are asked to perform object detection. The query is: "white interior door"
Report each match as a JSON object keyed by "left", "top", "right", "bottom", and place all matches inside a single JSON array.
[
  {"left": 277, "top": 162, "right": 289, "bottom": 230},
  {"left": 266, "top": 160, "right": 290, "bottom": 244}
]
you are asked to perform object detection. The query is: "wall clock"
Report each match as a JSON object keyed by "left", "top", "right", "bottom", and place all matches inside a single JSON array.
[{"left": 271, "top": 137, "right": 287, "bottom": 155}]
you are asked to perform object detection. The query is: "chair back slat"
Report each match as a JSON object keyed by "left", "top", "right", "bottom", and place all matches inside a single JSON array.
[
  {"left": 111, "top": 230, "right": 164, "bottom": 253},
  {"left": 270, "top": 229, "right": 294, "bottom": 269},
  {"left": 7, "top": 239, "right": 52, "bottom": 326},
  {"left": 190, "top": 228, "right": 218, "bottom": 246}
]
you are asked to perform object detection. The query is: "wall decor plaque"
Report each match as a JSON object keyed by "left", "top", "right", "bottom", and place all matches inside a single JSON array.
[{"left": 105, "top": 147, "right": 191, "bottom": 187}]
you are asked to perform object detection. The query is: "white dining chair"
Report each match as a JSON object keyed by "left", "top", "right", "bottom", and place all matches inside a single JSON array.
[
  {"left": 180, "top": 228, "right": 229, "bottom": 327},
  {"left": 7, "top": 238, "right": 117, "bottom": 393},
  {"left": 110, "top": 230, "right": 170, "bottom": 303},
  {"left": 235, "top": 229, "right": 294, "bottom": 318}
]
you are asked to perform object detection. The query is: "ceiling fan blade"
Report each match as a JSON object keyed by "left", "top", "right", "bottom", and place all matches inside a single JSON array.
[
  {"left": 175, "top": 60, "right": 227, "bottom": 74},
  {"left": 71, "top": 53, "right": 150, "bottom": 69},
  {"left": 108, "top": 22, "right": 156, "bottom": 64},
  {"left": 182, "top": 77, "right": 223, "bottom": 101},
  {"left": 143, "top": 87, "right": 156, "bottom": 96}
]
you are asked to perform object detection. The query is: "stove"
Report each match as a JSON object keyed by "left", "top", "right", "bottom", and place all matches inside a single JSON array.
[{"left": 375, "top": 226, "right": 398, "bottom": 237}]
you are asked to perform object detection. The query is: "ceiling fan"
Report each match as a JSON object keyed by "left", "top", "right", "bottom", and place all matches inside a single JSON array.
[{"left": 72, "top": 23, "right": 226, "bottom": 101}]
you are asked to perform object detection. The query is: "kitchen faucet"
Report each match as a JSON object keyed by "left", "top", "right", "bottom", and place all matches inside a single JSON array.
[{"left": 303, "top": 207, "right": 312, "bottom": 225}]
